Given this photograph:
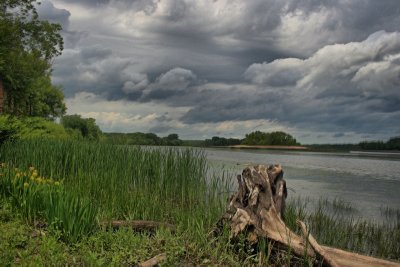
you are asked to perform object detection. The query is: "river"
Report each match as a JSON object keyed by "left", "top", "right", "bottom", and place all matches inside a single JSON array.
[{"left": 204, "top": 148, "right": 400, "bottom": 222}]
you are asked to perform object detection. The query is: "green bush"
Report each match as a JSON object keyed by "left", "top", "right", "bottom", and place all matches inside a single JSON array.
[{"left": 0, "top": 115, "right": 71, "bottom": 144}]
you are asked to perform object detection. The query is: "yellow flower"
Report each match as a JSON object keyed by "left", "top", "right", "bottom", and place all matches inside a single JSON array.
[
  {"left": 36, "top": 177, "right": 43, "bottom": 184},
  {"left": 32, "top": 171, "right": 38, "bottom": 178},
  {"left": 29, "top": 166, "right": 35, "bottom": 171},
  {"left": 24, "top": 182, "right": 29, "bottom": 189},
  {"left": 15, "top": 173, "right": 21, "bottom": 178},
  {"left": 54, "top": 181, "right": 60, "bottom": 186}
]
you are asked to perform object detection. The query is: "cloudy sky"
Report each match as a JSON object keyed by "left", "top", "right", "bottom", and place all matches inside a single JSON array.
[{"left": 37, "top": 0, "right": 400, "bottom": 143}]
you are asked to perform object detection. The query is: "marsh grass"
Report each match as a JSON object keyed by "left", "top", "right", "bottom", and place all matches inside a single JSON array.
[
  {"left": 0, "top": 164, "right": 97, "bottom": 242},
  {"left": 285, "top": 197, "right": 400, "bottom": 260},
  {"left": 0, "top": 139, "right": 229, "bottom": 232}
]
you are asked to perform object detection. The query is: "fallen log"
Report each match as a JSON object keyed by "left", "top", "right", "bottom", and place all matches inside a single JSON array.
[
  {"left": 101, "top": 220, "right": 176, "bottom": 233},
  {"left": 212, "top": 164, "right": 400, "bottom": 266},
  {"left": 139, "top": 253, "right": 167, "bottom": 267}
]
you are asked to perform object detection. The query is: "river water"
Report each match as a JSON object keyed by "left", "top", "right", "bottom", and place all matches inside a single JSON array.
[{"left": 204, "top": 148, "right": 400, "bottom": 221}]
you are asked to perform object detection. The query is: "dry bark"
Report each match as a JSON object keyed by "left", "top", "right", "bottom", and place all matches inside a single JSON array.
[
  {"left": 297, "top": 220, "right": 339, "bottom": 267},
  {"left": 213, "top": 164, "right": 400, "bottom": 267}
]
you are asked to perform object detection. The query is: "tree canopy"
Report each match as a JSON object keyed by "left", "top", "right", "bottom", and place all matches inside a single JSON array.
[
  {"left": 205, "top": 136, "right": 241, "bottom": 146},
  {"left": 105, "top": 132, "right": 184, "bottom": 146},
  {"left": 61, "top": 115, "right": 103, "bottom": 141},
  {"left": 241, "top": 131, "right": 299, "bottom": 146},
  {"left": 0, "top": 0, "right": 65, "bottom": 117},
  {"left": 359, "top": 136, "right": 400, "bottom": 151}
]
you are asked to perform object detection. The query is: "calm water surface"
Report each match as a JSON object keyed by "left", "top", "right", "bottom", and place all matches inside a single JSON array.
[{"left": 204, "top": 148, "right": 400, "bottom": 221}]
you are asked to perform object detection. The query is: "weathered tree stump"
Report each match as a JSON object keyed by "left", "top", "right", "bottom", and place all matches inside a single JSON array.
[{"left": 212, "top": 164, "right": 400, "bottom": 267}]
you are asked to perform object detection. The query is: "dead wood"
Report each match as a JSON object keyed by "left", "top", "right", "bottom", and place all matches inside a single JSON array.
[
  {"left": 212, "top": 164, "right": 400, "bottom": 267},
  {"left": 101, "top": 220, "right": 176, "bottom": 233},
  {"left": 139, "top": 253, "right": 167, "bottom": 267},
  {"left": 297, "top": 220, "right": 339, "bottom": 267}
]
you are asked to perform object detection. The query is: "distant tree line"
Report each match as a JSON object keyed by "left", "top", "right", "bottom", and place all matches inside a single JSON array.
[
  {"left": 307, "top": 137, "right": 400, "bottom": 152},
  {"left": 359, "top": 137, "right": 400, "bottom": 150},
  {"left": 204, "top": 136, "right": 241, "bottom": 146},
  {"left": 204, "top": 131, "right": 300, "bottom": 147},
  {"left": 105, "top": 132, "right": 183, "bottom": 146}
]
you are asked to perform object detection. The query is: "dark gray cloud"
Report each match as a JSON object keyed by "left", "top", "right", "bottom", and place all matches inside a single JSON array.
[
  {"left": 36, "top": 1, "right": 87, "bottom": 48},
  {"left": 141, "top": 68, "right": 197, "bottom": 100},
  {"left": 178, "top": 31, "right": 400, "bottom": 135},
  {"left": 58, "top": 0, "right": 109, "bottom": 7},
  {"left": 49, "top": 0, "right": 400, "bottom": 141},
  {"left": 37, "top": 0, "right": 70, "bottom": 28}
]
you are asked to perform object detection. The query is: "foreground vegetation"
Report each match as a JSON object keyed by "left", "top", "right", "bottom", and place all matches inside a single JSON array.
[{"left": 0, "top": 139, "right": 399, "bottom": 265}]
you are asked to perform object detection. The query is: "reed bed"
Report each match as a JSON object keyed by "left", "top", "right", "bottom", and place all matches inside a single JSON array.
[{"left": 0, "top": 139, "right": 229, "bottom": 235}]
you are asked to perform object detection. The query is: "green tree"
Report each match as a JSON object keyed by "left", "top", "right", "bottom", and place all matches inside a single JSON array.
[
  {"left": 386, "top": 137, "right": 400, "bottom": 150},
  {"left": 242, "top": 131, "right": 299, "bottom": 146},
  {"left": 162, "top": 133, "right": 183, "bottom": 146},
  {"left": 0, "top": 0, "right": 64, "bottom": 117},
  {"left": 61, "top": 115, "right": 103, "bottom": 141},
  {"left": 0, "top": 115, "right": 70, "bottom": 144}
]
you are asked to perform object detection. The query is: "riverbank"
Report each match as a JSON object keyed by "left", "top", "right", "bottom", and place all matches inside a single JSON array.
[{"left": 1, "top": 140, "right": 399, "bottom": 265}]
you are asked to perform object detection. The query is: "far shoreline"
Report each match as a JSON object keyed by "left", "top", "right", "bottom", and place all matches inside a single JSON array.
[{"left": 226, "top": 145, "right": 309, "bottom": 150}]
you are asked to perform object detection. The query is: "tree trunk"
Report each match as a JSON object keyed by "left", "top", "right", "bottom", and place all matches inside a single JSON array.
[
  {"left": 0, "top": 78, "right": 5, "bottom": 114},
  {"left": 212, "top": 164, "right": 400, "bottom": 267}
]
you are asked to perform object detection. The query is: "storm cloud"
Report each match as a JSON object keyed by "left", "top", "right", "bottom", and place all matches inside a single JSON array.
[{"left": 46, "top": 0, "right": 400, "bottom": 143}]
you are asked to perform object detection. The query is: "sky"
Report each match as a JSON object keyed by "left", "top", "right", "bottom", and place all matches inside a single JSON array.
[{"left": 36, "top": 0, "right": 400, "bottom": 143}]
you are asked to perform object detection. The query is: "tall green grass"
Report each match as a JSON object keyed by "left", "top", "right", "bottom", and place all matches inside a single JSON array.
[
  {"left": 0, "top": 139, "right": 229, "bottom": 230},
  {"left": 0, "top": 165, "right": 98, "bottom": 242},
  {"left": 285, "top": 197, "right": 400, "bottom": 260}
]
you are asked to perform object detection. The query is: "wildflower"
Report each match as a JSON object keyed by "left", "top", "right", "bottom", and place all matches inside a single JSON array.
[
  {"left": 32, "top": 171, "right": 38, "bottom": 178},
  {"left": 15, "top": 173, "right": 21, "bottom": 178},
  {"left": 54, "top": 181, "right": 60, "bottom": 186},
  {"left": 24, "top": 182, "right": 29, "bottom": 189},
  {"left": 36, "top": 177, "right": 43, "bottom": 184},
  {"left": 0, "top": 163, "right": 6, "bottom": 168},
  {"left": 29, "top": 166, "right": 35, "bottom": 171}
]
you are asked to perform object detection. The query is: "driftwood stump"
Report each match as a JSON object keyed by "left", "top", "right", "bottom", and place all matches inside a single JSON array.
[{"left": 212, "top": 164, "right": 400, "bottom": 267}]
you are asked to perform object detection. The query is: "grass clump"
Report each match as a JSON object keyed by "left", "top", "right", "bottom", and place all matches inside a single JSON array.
[
  {"left": 285, "top": 197, "right": 400, "bottom": 260},
  {"left": 0, "top": 164, "right": 97, "bottom": 242}
]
